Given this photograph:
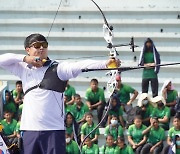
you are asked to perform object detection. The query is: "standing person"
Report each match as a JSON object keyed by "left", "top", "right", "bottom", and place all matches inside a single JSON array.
[
  {"left": 0, "top": 33, "right": 119, "bottom": 154},
  {"left": 161, "top": 80, "right": 178, "bottom": 116},
  {"left": 85, "top": 78, "right": 105, "bottom": 126},
  {"left": 138, "top": 38, "right": 160, "bottom": 97}
]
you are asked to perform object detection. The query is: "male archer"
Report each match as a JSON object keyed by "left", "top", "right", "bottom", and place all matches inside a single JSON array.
[{"left": 0, "top": 33, "right": 120, "bottom": 154}]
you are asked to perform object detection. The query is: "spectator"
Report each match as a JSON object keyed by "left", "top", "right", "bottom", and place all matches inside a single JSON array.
[
  {"left": 12, "top": 81, "right": 24, "bottom": 106},
  {"left": 64, "top": 81, "right": 76, "bottom": 105},
  {"left": 3, "top": 90, "right": 16, "bottom": 116},
  {"left": 115, "top": 74, "right": 138, "bottom": 107},
  {"left": 127, "top": 115, "right": 147, "bottom": 154},
  {"left": 81, "top": 137, "right": 99, "bottom": 154},
  {"left": 151, "top": 96, "right": 170, "bottom": 130},
  {"left": 1, "top": 111, "right": 17, "bottom": 144},
  {"left": 85, "top": 79, "right": 105, "bottom": 126},
  {"left": 162, "top": 115, "right": 180, "bottom": 153},
  {"left": 71, "top": 94, "right": 89, "bottom": 124},
  {"left": 80, "top": 112, "right": 100, "bottom": 144},
  {"left": 107, "top": 95, "right": 125, "bottom": 127},
  {"left": 141, "top": 117, "right": 165, "bottom": 154},
  {"left": 104, "top": 114, "right": 124, "bottom": 144},
  {"left": 161, "top": 79, "right": 178, "bottom": 116},
  {"left": 137, "top": 93, "right": 154, "bottom": 126},
  {"left": 168, "top": 134, "right": 180, "bottom": 154},
  {"left": 138, "top": 38, "right": 160, "bottom": 97},
  {"left": 65, "top": 133, "right": 80, "bottom": 154},
  {"left": 65, "top": 112, "right": 78, "bottom": 141},
  {"left": 64, "top": 95, "right": 73, "bottom": 114},
  {"left": 117, "top": 136, "right": 134, "bottom": 154},
  {"left": 99, "top": 134, "right": 120, "bottom": 154}
]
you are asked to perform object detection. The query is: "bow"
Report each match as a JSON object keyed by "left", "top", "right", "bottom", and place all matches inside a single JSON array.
[{"left": 80, "top": 0, "right": 135, "bottom": 149}]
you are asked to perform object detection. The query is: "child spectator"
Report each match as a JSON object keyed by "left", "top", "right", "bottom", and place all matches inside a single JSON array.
[
  {"left": 85, "top": 79, "right": 105, "bottom": 126},
  {"left": 65, "top": 112, "right": 78, "bottom": 141},
  {"left": 64, "top": 81, "right": 76, "bottom": 105},
  {"left": 12, "top": 81, "right": 24, "bottom": 107},
  {"left": 151, "top": 96, "right": 170, "bottom": 130},
  {"left": 3, "top": 90, "right": 16, "bottom": 116},
  {"left": 65, "top": 133, "right": 80, "bottom": 154},
  {"left": 138, "top": 38, "right": 160, "bottom": 97},
  {"left": 115, "top": 74, "right": 138, "bottom": 106},
  {"left": 161, "top": 80, "right": 178, "bottom": 116},
  {"left": 71, "top": 94, "right": 89, "bottom": 124},
  {"left": 141, "top": 117, "right": 165, "bottom": 154},
  {"left": 99, "top": 134, "right": 120, "bottom": 154},
  {"left": 81, "top": 137, "right": 99, "bottom": 154},
  {"left": 80, "top": 112, "right": 100, "bottom": 144},
  {"left": 104, "top": 115, "right": 124, "bottom": 144},
  {"left": 137, "top": 93, "right": 154, "bottom": 126},
  {"left": 117, "top": 136, "right": 134, "bottom": 154},
  {"left": 107, "top": 95, "right": 125, "bottom": 127},
  {"left": 1, "top": 111, "right": 17, "bottom": 144},
  {"left": 162, "top": 115, "right": 180, "bottom": 153},
  {"left": 127, "top": 115, "right": 147, "bottom": 154}
]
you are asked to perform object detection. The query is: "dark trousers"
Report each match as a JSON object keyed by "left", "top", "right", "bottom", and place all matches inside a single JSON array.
[
  {"left": 135, "top": 145, "right": 144, "bottom": 154},
  {"left": 94, "top": 103, "right": 105, "bottom": 124},
  {"left": 140, "top": 143, "right": 163, "bottom": 154},
  {"left": 21, "top": 130, "right": 65, "bottom": 154},
  {"left": 142, "top": 78, "right": 158, "bottom": 97}
]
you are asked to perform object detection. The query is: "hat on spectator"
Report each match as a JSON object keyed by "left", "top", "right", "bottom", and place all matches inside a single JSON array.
[
  {"left": 116, "top": 74, "right": 121, "bottom": 81},
  {"left": 137, "top": 93, "right": 152, "bottom": 107},
  {"left": 151, "top": 96, "right": 166, "bottom": 107}
]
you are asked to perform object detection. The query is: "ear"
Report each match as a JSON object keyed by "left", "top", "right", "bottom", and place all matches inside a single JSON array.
[{"left": 25, "top": 47, "right": 30, "bottom": 55}]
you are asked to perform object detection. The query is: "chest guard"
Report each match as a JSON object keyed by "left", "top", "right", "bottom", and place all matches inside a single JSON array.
[{"left": 24, "top": 62, "right": 67, "bottom": 95}]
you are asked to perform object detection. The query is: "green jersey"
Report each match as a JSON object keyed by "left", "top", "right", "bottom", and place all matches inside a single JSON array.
[
  {"left": 15, "top": 121, "right": 21, "bottom": 133},
  {"left": 151, "top": 106, "right": 170, "bottom": 128},
  {"left": 85, "top": 87, "right": 105, "bottom": 105},
  {"left": 168, "top": 127, "right": 180, "bottom": 139},
  {"left": 143, "top": 103, "right": 154, "bottom": 119},
  {"left": 118, "top": 145, "right": 134, "bottom": 154},
  {"left": 66, "top": 140, "right": 80, "bottom": 154},
  {"left": 117, "top": 84, "right": 135, "bottom": 104},
  {"left": 99, "top": 145, "right": 120, "bottom": 154},
  {"left": 143, "top": 51, "right": 157, "bottom": 79},
  {"left": 80, "top": 122, "right": 100, "bottom": 139},
  {"left": 166, "top": 90, "right": 178, "bottom": 104},
  {"left": 147, "top": 126, "right": 165, "bottom": 145},
  {"left": 72, "top": 103, "right": 89, "bottom": 122},
  {"left": 104, "top": 125, "right": 123, "bottom": 140},
  {"left": 82, "top": 144, "right": 99, "bottom": 154},
  {"left": 1, "top": 119, "right": 17, "bottom": 136},
  {"left": 65, "top": 85, "right": 76, "bottom": 101},
  {"left": 3, "top": 101, "right": 16, "bottom": 113},
  {"left": 12, "top": 89, "right": 24, "bottom": 100},
  {"left": 108, "top": 106, "right": 123, "bottom": 116},
  {"left": 127, "top": 124, "right": 147, "bottom": 143},
  {"left": 66, "top": 125, "right": 73, "bottom": 135}
]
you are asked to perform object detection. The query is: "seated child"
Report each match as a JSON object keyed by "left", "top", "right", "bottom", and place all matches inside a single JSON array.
[
  {"left": 104, "top": 114, "right": 123, "bottom": 144},
  {"left": 81, "top": 137, "right": 99, "bottom": 154},
  {"left": 127, "top": 115, "right": 147, "bottom": 154},
  {"left": 99, "top": 134, "right": 120, "bottom": 154},
  {"left": 117, "top": 136, "right": 134, "bottom": 154},
  {"left": 1, "top": 111, "right": 17, "bottom": 144},
  {"left": 80, "top": 112, "right": 100, "bottom": 144},
  {"left": 65, "top": 133, "right": 80, "bottom": 154}
]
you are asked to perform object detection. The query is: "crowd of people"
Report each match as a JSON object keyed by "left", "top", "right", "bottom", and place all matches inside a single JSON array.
[{"left": 0, "top": 36, "right": 179, "bottom": 154}]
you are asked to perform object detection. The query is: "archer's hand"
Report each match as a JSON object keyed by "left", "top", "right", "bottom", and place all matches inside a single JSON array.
[
  {"left": 106, "top": 58, "right": 121, "bottom": 68},
  {"left": 23, "top": 56, "right": 44, "bottom": 68}
]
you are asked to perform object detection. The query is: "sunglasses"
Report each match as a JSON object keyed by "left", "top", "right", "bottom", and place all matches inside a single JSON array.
[{"left": 29, "top": 41, "right": 48, "bottom": 49}]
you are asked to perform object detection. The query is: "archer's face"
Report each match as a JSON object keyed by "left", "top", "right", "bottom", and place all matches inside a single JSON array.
[{"left": 26, "top": 41, "right": 48, "bottom": 60}]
